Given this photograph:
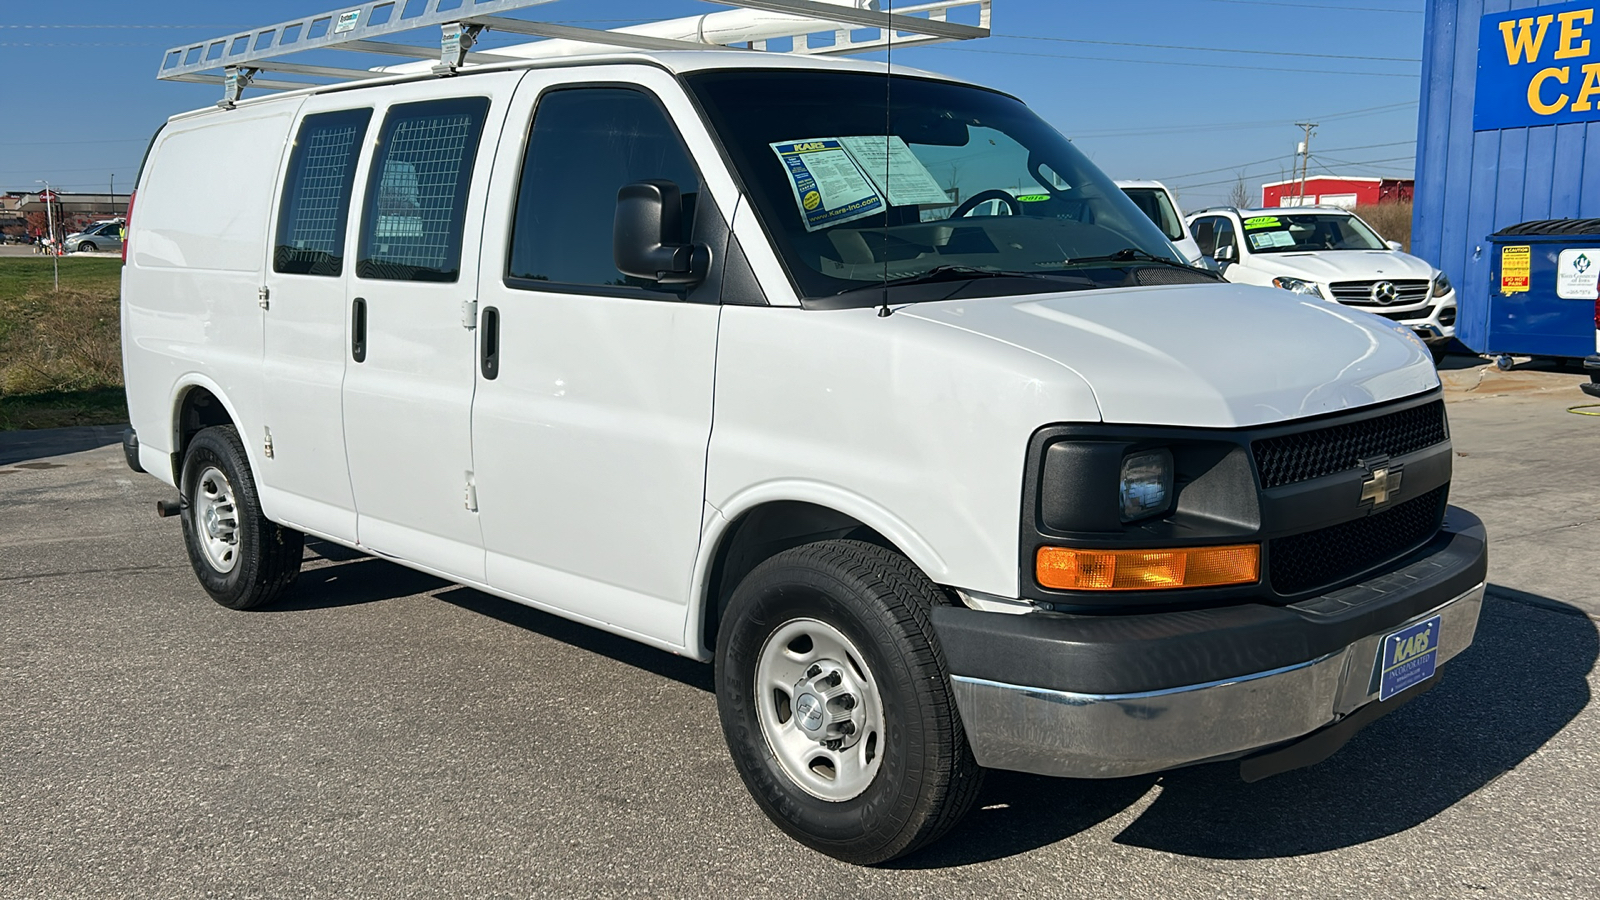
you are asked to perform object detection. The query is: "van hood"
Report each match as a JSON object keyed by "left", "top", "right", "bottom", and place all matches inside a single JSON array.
[
  {"left": 901, "top": 282, "right": 1439, "bottom": 429},
  {"left": 1248, "top": 249, "right": 1436, "bottom": 284}
]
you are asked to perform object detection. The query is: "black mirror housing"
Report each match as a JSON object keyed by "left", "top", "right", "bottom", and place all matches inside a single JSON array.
[{"left": 614, "top": 180, "right": 709, "bottom": 286}]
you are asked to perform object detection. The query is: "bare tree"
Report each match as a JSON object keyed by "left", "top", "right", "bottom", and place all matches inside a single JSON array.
[{"left": 1228, "top": 173, "right": 1252, "bottom": 208}]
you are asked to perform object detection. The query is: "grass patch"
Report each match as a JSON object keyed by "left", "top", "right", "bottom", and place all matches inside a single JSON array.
[{"left": 0, "top": 257, "right": 127, "bottom": 431}]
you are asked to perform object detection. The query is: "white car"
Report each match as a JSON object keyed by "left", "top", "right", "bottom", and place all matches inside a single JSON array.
[
  {"left": 1187, "top": 206, "right": 1457, "bottom": 358},
  {"left": 120, "top": 26, "right": 1487, "bottom": 865},
  {"left": 1117, "top": 180, "right": 1203, "bottom": 264}
]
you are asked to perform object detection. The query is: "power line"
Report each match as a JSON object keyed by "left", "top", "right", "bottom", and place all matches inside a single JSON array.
[
  {"left": 934, "top": 45, "right": 1420, "bottom": 78},
  {"left": 997, "top": 33, "right": 1418, "bottom": 63},
  {"left": 0, "top": 139, "right": 147, "bottom": 147},
  {"left": 1203, "top": 0, "right": 1422, "bottom": 12},
  {"left": 1072, "top": 102, "right": 1416, "bottom": 138},
  {"left": 1157, "top": 141, "right": 1416, "bottom": 181}
]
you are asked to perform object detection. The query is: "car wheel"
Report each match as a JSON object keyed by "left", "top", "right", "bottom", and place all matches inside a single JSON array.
[
  {"left": 179, "top": 425, "right": 303, "bottom": 610},
  {"left": 715, "top": 539, "right": 983, "bottom": 864},
  {"left": 77, "top": 241, "right": 95, "bottom": 253}
]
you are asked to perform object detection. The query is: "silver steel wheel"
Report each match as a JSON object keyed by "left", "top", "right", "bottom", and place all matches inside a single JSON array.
[
  {"left": 193, "top": 465, "right": 240, "bottom": 574},
  {"left": 754, "top": 617, "right": 886, "bottom": 802}
]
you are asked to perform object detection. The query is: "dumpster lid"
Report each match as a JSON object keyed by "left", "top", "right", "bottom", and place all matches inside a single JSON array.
[{"left": 1492, "top": 218, "right": 1600, "bottom": 237}]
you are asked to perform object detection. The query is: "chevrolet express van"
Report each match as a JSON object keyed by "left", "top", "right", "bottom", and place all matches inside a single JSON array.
[{"left": 122, "top": 48, "right": 1487, "bottom": 864}]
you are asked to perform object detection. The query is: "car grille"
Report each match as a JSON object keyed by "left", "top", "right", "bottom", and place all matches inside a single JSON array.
[
  {"left": 1253, "top": 400, "right": 1448, "bottom": 488},
  {"left": 1268, "top": 486, "right": 1448, "bottom": 595},
  {"left": 1329, "top": 279, "right": 1431, "bottom": 306}
]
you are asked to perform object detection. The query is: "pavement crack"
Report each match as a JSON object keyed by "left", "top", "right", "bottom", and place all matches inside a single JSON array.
[{"left": 0, "top": 564, "right": 187, "bottom": 584}]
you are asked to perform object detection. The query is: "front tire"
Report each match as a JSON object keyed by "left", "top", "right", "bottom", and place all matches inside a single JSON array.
[
  {"left": 77, "top": 241, "right": 95, "bottom": 253},
  {"left": 179, "top": 425, "right": 303, "bottom": 610},
  {"left": 715, "top": 540, "right": 983, "bottom": 864}
]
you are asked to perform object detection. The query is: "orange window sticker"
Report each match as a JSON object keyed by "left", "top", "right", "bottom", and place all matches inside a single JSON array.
[{"left": 1501, "top": 245, "right": 1531, "bottom": 294}]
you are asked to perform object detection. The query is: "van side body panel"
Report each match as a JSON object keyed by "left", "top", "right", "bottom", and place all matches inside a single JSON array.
[{"left": 123, "top": 100, "right": 304, "bottom": 488}]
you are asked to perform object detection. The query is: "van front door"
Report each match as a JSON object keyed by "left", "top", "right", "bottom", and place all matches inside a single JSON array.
[
  {"left": 470, "top": 72, "right": 731, "bottom": 647},
  {"left": 341, "top": 77, "right": 516, "bottom": 580}
]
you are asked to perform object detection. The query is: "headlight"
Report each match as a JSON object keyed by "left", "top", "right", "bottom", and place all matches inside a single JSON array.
[
  {"left": 1119, "top": 449, "right": 1173, "bottom": 522},
  {"left": 1272, "top": 277, "right": 1321, "bottom": 297},
  {"left": 1432, "top": 272, "right": 1452, "bottom": 297}
]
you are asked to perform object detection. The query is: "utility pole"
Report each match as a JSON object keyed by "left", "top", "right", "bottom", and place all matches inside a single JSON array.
[
  {"left": 110, "top": 173, "right": 114, "bottom": 215},
  {"left": 42, "top": 180, "right": 59, "bottom": 291},
  {"left": 1294, "top": 122, "right": 1318, "bottom": 206}
]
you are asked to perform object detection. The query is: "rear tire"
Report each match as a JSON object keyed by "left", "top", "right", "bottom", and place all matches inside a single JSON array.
[
  {"left": 179, "top": 425, "right": 302, "bottom": 610},
  {"left": 714, "top": 539, "right": 983, "bottom": 864}
]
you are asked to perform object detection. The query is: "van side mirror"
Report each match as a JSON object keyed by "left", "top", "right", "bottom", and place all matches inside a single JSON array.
[
  {"left": 1213, "top": 243, "right": 1236, "bottom": 264},
  {"left": 614, "top": 180, "right": 709, "bottom": 286}
]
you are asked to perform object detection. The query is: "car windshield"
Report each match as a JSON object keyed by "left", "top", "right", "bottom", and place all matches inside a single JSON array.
[
  {"left": 686, "top": 71, "right": 1187, "bottom": 302},
  {"left": 1121, "top": 187, "right": 1185, "bottom": 243},
  {"left": 1238, "top": 212, "right": 1385, "bottom": 253}
]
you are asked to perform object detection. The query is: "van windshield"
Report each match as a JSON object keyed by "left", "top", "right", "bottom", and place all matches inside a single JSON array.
[
  {"left": 686, "top": 71, "right": 1191, "bottom": 304},
  {"left": 1237, "top": 212, "right": 1386, "bottom": 253}
]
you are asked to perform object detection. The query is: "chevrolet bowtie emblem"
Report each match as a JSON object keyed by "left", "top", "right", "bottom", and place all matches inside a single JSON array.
[{"left": 1360, "top": 463, "right": 1404, "bottom": 507}]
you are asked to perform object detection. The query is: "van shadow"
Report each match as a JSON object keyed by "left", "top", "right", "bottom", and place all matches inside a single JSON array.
[
  {"left": 895, "top": 586, "right": 1596, "bottom": 867},
  {"left": 261, "top": 539, "right": 450, "bottom": 612}
]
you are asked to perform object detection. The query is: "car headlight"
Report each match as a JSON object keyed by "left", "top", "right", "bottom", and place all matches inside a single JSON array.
[
  {"left": 1272, "top": 277, "right": 1322, "bottom": 297},
  {"left": 1119, "top": 449, "right": 1173, "bottom": 522},
  {"left": 1432, "top": 272, "right": 1452, "bottom": 297}
]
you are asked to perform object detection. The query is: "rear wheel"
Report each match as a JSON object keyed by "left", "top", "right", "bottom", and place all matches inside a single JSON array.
[
  {"left": 715, "top": 539, "right": 983, "bottom": 864},
  {"left": 179, "top": 425, "right": 302, "bottom": 610}
]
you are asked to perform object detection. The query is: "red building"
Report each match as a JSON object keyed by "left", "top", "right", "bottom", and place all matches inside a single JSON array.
[{"left": 1260, "top": 176, "right": 1414, "bottom": 209}]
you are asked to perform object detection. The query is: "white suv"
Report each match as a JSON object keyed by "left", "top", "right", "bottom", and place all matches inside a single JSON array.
[
  {"left": 120, "top": 47, "right": 1487, "bottom": 864},
  {"left": 1187, "top": 206, "right": 1457, "bottom": 358}
]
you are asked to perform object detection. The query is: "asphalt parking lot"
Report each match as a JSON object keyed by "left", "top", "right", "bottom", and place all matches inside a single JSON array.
[{"left": 2, "top": 371, "right": 1597, "bottom": 898}]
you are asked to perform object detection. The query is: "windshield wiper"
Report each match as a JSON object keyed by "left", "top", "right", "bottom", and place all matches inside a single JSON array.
[
  {"left": 834, "top": 265, "right": 1062, "bottom": 296},
  {"left": 1061, "top": 248, "right": 1223, "bottom": 278}
]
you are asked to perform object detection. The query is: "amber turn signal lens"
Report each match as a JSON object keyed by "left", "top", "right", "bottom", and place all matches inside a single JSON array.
[{"left": 1035, "top": 544, "right": 1260, "bottom": 591}]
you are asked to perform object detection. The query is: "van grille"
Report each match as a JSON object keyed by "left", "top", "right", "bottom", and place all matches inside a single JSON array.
[
  {"left": 1268, "top": 486, "right": 1448, "bottom": 595},
  {"left": 1253, "top": 400, "right": 1447, "bottom": 488},
  {"left": 1329, "top": 279, "right": 1431, "bottom": 306}
]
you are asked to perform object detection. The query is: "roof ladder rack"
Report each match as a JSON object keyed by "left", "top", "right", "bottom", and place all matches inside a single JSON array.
[{"left": 157, "top": 0, "right": 992, "bottom": 106}]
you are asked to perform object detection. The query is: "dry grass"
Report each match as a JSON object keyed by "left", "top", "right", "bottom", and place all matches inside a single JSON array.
[
  {"left": 1354, "top": 201, "right": 1413, "bottom": 252},
  {"left": 0, "top": 258, "right": 128, "bottom": 430}
]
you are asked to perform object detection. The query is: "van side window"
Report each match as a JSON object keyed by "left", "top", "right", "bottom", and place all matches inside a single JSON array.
[
  {"left": 507, "top": 87, "right": 701, "bottom": 290},
  {"left": 274, "top": 108, "right": 372, "bottom": 276},
  {"left": 356, "top": 97, "right": 490, "bottom": 283}
]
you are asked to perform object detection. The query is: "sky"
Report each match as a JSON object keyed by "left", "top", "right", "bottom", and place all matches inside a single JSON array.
[{"left": 0, "top": 0, "right": 1427, "bottom": 210}]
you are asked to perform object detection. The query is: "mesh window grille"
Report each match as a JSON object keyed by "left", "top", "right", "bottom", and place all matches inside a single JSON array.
[
  {"left": 275, "top": 108, "right": 371, "bottom": 275},
  {"left": 359, "top": 97, "right": 489, "bottom": 281}
]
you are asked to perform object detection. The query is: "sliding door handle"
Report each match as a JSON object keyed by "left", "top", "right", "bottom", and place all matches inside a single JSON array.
[
  {"left": 351, "top": 297, "right": 367, "bottom": 363},
  {"left": 480, "top": 305, "right": 499, "bottom": 380}
]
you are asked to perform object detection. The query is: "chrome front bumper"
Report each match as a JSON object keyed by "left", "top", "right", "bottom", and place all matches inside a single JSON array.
[{"left": 949, "top": 582, "right": 1483, "bottom": 779}]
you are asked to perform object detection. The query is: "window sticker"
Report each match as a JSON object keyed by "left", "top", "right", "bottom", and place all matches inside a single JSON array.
[
  {"left": 1249, "top": 232, "right": 1274, "bottom": 250},
  {"left": 1243, "top": 216, "right": 1282, "bottom": 230},
  {"left": 1014, "top": 193, "right": 1051, "bottom": 202},
  {"left": 771, "top": 139, "right": 885, "bottom": 232},
  {"left": 836, "top": 135, "right": 953, "bottom": 207}
]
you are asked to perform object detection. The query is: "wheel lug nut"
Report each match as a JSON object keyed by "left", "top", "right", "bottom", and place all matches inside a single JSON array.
[
  {"left": 806, "top": 664, "right": 822, "bottom": 678},
  {"left": 825, "top": 672, "right": 842, "bottom": 688},
  {"left": 840, "top": 722, "right": 856, "bottom": 735},
  {"left": 838, "top": 694, "right": 856, "bottom": 710}
]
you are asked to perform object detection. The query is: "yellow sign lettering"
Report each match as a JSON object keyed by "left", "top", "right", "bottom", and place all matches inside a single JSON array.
[
  {"left": 1574, "top": 63, "right": 1600, "bottom": 111},
  {"left": 1502, "top": 15, "right": 1556, "bottom": 65},
  {"left": 1557, "top": 10, "right": 1595, "bottom": 59},
  {"left": 1529, "top": 66, "right": 1572, "bottom": 115}
]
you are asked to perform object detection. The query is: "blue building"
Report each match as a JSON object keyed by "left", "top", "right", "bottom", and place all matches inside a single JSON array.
[{"left": 1413, "top": 0, "right": 1600, "bottom": 356}]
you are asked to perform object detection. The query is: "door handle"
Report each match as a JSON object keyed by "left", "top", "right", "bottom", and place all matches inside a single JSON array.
[
  {"left": 480, "top": 305, "right": 499, "bottom": 380},
  {"left": 352, "top": 297, "right": 367, "bottom": 363}
]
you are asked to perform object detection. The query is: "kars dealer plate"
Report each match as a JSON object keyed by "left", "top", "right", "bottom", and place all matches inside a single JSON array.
[{"left": 1377, "top": 614, "right": 1442, "bottom": 701}]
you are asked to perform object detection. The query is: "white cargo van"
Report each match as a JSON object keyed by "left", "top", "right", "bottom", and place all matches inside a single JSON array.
[{"left": 122, "top": 2, "right": 1487, "bottom": 865}]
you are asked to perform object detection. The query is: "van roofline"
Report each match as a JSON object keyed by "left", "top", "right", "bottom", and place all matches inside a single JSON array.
[{"left": 163, "top": 50, "right": 978, "bottom": 124}]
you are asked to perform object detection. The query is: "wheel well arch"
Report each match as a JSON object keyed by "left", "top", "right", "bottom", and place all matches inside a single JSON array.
[
  {"left": 698, "top": 500, "right": 916, "bottom": 654},
  {"left": 170, "top": 383, "right": 236, "bottom": 484}
]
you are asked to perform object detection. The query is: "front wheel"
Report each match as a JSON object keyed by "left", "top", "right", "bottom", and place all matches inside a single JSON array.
[
  {"left": 715, "top": 540, "right": 983, "bottom": 864},
  {"left": 179, "top": 425, "right": 303, "bottom": 609},
  {"left": 77, "top": 242, "right": 95, "bottom": 253}
]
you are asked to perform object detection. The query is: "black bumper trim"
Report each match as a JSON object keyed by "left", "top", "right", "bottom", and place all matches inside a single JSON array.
[
  {"left": 121, "top": 428, "right": 144, "bottom": 474},
  {"left": 935, "top": 507, "right": 1486, "bottom": 696}
]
